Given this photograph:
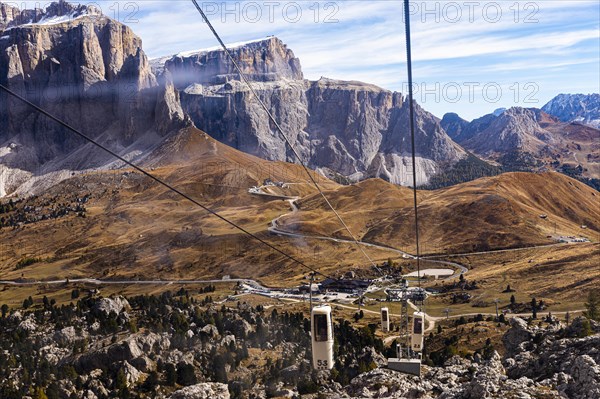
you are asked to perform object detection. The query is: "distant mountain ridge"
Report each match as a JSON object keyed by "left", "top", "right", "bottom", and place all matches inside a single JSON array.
[
  {"left": 542, "top": 93, "right": 600, "bottom": 128},
  {"left": 0, "top": 1, "right": 491, "bottom": 197},
  {"left": 1, "top": 1, "right": 596, "bottom": 197},
  {"left": 441, "top": 106, "right": 600, "bottom": 190}
]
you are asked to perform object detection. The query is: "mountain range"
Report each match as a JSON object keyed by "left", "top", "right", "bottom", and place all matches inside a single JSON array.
[
  {"left": 0, "top": 1, "right": 599, "bottom": 198},
  {"left": 441, "top": 107, "right": 600, "bottom": 189},
  {"left": 542, "top": 93, "right": 600, "bottom": 128}
]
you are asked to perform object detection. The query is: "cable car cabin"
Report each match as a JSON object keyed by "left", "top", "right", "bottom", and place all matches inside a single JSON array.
[
  {"left": 311, "top": 305, "right": 334, "bottom": 370},
  {"left": 410, "top": 288, "right": 427, "bottom": 304},
  {"left": 411, "top": 312, "right": 425, "bottom": 352},
  {"left": 381, "top": 307, "right": 390, "bottom": 332}
]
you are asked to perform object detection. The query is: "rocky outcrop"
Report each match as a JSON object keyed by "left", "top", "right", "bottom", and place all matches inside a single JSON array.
[
  {"left": 73, "top": 332, "right": 169, "bottom": 373},
  {"left": 502, "top": 316, "right": 532, "bottom": 357},
  {"left": 502, "top": 317, "right": 600, "bottom": 399},
  {"left": 120, "top": 361, "right": 146, "bottom": 388},
  {"left": 17, "top": 315, "right": 37, "bottom": 332},
  {"left": 3, "top": 291, "right": 599, "bottom": 399},
  {"left": 345, "top": 352, "right": 557, "bottom": 399},
  {"left": 54, "top": 326, "right": 82, "bottom": 346},
  {"left": 93, "top": 296, "right": 130, "bottom": 316}
]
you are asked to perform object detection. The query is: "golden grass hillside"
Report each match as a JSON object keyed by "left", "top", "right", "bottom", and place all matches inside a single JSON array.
[
  {"left": 0, "top": 128, "right": 398, "bottom": 286},
  {"left": 283, "top": 172, "right": 599, "bottom": 254}
]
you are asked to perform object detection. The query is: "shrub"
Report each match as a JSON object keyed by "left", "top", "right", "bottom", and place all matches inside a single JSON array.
[{"left": 15, "top": 257, "right": 42, "bottom": 270}]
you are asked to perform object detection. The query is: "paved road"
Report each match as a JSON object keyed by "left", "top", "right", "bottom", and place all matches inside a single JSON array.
[
  {"left": 421, "top": 242, "right": 574, "bottom": 259},
  {"left": 0, "top": 277, "right": 267, "bottom": 289}
]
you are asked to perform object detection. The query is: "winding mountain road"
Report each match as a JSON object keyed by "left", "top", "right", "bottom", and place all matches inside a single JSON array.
[{"left": 263, "top": 191, "right": 468, "bottom": 279}]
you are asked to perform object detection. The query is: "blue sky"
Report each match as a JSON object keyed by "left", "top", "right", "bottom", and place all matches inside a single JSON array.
[{"left": 20, "top": 1, "right": 600, "bottom": 120}]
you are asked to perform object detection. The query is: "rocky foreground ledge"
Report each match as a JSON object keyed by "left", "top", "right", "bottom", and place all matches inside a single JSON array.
[{"left": 0, "top": 293, "right": 598, "bottom": 399}]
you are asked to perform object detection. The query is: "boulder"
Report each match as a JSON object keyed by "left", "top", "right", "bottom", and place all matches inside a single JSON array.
[
  {"left": 88, "top": 379, "right": 109, "bottom": 398},
  {"left": 18, "top": 316, "right": 37, "bottom": 332},
  {"left": 131, "top": 356, "right": 157, "bottom": 373},
  {"left": 503, "top": 317, "right": 533, "bottom": 356},
  {"left": 200, "top": 324, "right": 219, "bottom": 338},
  {"left": 74, "top": 334, "right": 144, "bottom": 372},
  {"left": 169, "top": 383, "right": 230, "bottom": 399},
  {"left": 358, "top": 346, "right": 387, "bottom": 368},
  {"left": 120, "top": 361, "right": 145, "bottom": 388},
  {"left": 8, "top": 310, "right": 22, "bottom": 321},
  {"left": 54, "top": 326, "right": 80, "bottom": 346},
  {"left": 221, "top": 335, "right": 236, "bottom": 348},
  {"left": 94, "top": 297, "right": 130, "bottom": 316},
  {"left": 569, "top": 355, "right": 600, "bottom": 399}
]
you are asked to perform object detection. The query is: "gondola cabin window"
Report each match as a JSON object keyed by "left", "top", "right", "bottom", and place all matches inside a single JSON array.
[
  {"left": 413, "top": 317, "right": 423, "bottom": 334},
  {"left": 314, "top": 314, "right": 329, "bottom": 341}
]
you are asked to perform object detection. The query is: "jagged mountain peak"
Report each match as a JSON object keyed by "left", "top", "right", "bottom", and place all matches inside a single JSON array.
[
  {"left": 440, "top": 112, "right": 469, "bottom": 141},
  {"left": 1, "top": 13, "right": 484, "bottom": 196},
  {"left": 0, "top": 1, "right": 102, "bottom": 31},
  {"left": 463, "top": 106, "right": 551, "bottom": 155}
]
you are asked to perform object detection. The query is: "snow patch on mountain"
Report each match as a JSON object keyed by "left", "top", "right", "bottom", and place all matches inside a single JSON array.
[
  {"left": 149, "top": 37, "right": 275, "bottom": 74},
  {"left": 176, "top": 37, "right": 274, "bottom": 57}
]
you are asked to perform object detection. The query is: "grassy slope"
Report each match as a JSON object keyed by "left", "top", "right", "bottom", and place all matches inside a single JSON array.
[{"left": 284, "top": 172, "right": 599, "bottom": 254}]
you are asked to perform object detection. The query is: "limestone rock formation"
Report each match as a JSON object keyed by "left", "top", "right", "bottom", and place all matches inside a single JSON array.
[
  {"left": 0, "top": 1, "right": 186, "bottom": 197},
  {"left": 169, "top": 383, "right": 230, "bottom": 399},
  {"left": 156, "top": 39, "right": 468, "bottom": 186},
  {"left": 93, "top": 296, "right": 130, "bottom": 316}
]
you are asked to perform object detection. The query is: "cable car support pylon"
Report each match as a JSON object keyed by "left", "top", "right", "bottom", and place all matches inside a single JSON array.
[{"left": 385, "top": 0, "right": 426, "bottom": 377}]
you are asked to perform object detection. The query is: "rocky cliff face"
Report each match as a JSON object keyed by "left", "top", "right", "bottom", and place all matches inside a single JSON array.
[
  {"left": 155, "top": 38, "right": 467, "bottom": 186},
  {"left": 160, "top": 37, "right": 303, "bottom": 86},
  {"left": 0, "top": 2, "right": 19, "bottom": 30},
  {"left": 543, "top": 93, "right": 600, "bottom": 128},
  {"left": 0, "top": 1, "right": 186, "bottom": 196}
]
